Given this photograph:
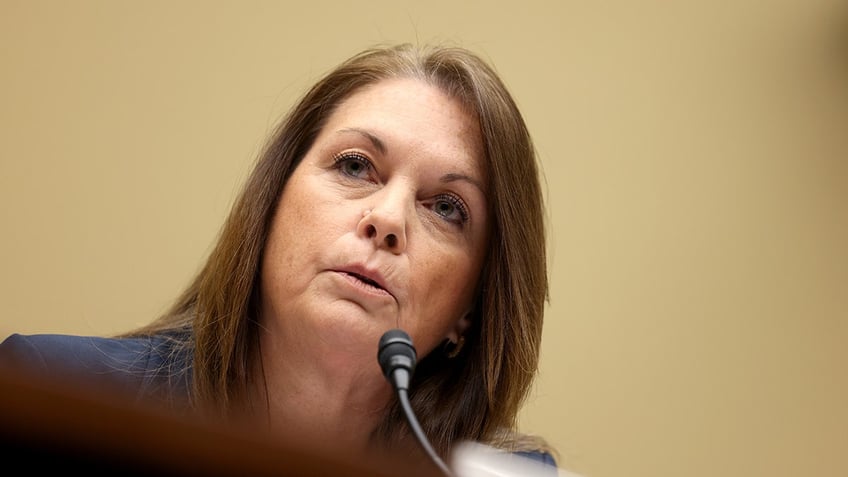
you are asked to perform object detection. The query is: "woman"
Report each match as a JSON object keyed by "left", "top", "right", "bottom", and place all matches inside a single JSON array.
[{"left": 0, "top": 43, "right": 553, "bottom": 470}]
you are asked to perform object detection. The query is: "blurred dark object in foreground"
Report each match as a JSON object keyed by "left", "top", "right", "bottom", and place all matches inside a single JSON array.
[{"left": 0, "top": 365, "right": 425, "bottom": 477}]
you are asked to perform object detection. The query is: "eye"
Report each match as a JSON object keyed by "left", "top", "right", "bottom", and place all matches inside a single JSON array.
[
  {"left": 332, "top": 151, "right": 373, "bottom": 179},
  {"left": 432, "top": 194, "right": 470, "bottom": 225}
]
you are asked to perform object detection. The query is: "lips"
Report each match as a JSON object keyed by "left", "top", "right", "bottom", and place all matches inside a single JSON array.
[
  {"left": 344, "top": 271, "right": 384, "bottom": 290},
  {"left": 333, "top": 265, "right": 395, "bottom": 300}
]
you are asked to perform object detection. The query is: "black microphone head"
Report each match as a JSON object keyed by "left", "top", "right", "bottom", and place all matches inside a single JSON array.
[{"left": 378, "top": 329, "right": 417, "bottom": 379}]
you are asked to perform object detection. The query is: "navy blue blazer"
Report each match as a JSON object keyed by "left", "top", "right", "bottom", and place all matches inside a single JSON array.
[
  {"left": 0, "top": 333, "right": 557, "bottom": 470},
  {"left": 0, "top": 333, "right": 191, "bottom": 408}
]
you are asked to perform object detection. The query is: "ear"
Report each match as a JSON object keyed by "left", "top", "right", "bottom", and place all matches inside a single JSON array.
[{"left": 446, "top": 311, "right": 472, "bottom": 344}]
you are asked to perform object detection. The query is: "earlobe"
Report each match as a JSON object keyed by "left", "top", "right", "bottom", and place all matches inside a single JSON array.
[
  {"left": 445, "top": 335, "right": 466, "bottom": 359},
  {"left": 442, "top": 312, "right": 471, "bottom": 359},
  {"left": 446, "top": 311, "right": 472, "bottom": 344}
]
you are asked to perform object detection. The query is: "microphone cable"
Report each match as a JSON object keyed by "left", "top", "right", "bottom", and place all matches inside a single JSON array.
[{"left": 378, "top": 329, "right": 455, "bottom": 477}]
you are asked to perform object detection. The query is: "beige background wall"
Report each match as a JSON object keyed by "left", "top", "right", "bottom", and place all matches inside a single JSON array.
[{"left": 1, "top": 1, "right": 846, "bottom": 476}]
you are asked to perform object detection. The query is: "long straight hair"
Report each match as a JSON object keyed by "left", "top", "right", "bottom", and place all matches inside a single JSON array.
[{"left": 127, "top": 43, "right": 549, "bottom": 457}]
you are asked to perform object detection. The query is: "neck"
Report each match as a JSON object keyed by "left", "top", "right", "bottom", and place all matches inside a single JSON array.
[{"left": 253, "top": 327, "right": 394, "bottom": 457}]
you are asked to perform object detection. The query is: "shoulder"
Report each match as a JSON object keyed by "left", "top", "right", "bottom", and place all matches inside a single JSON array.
[
  {"left": 451, "top": 441, "right": 561, "bottom": 476},
  {"left": 512, "top": 449, "right": 558, "bottom": 468},
  {"left": 0, "top": 333, "right": 191, "bottom": 404},
  {"left": 0, "top": 333, "right": 182, "bottom": 371}
]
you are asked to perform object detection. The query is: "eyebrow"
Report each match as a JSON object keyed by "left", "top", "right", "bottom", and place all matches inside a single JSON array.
[
  {"left": 336, "top": 127, "right": 386, "bottom": 155},
  {"left": 337, "top": 127, "right": 485, "bottom": 195},
  {"left": 442, "top": 172, "right": 486, "bottom": 196}
]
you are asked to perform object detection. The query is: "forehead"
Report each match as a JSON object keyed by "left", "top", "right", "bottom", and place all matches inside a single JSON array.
[{"left": 320, "top": 78, "right": 486, "bottom": 182}]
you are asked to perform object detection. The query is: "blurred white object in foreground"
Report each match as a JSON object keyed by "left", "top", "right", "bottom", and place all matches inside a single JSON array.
[{"left": 450, "top": 441, "right": 584, "bottom": 477}]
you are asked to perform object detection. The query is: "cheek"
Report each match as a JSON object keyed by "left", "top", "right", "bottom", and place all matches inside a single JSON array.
[
  {"left": 423, "top": 233, "right": 486, "bottom": 302},
  {"left": 260, "top": 215, "right": 297, "bottom": 303},
  {"left": 432, "top": 258, "right": 477, "bottom": 303},
  {"left": 262, "top": 189, "right": 316, "bottom": 289},
  {"left": 406, "top": 251, "right": 481, "bottom": 353},
  {"left": 263, "top": 182, "right": 351, "bottom": 283}
]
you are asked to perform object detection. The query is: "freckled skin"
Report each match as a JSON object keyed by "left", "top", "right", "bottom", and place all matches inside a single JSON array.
[
  {"left": 261, "top": 78, "right": 488, "bottom": 361},
  {"left": 254, "top": 78, "right": 489, "bottom": 448}
]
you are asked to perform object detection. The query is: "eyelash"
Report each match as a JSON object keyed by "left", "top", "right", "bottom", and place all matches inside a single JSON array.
[
  {"left": 332, "top": 151, "right": 373, "bottom": 179},
  {"left": 434, "top": 194, "right": 470, "bottom": 224},
  {"left": 331, "top": 151, "right": 471, "bottom": 225}
]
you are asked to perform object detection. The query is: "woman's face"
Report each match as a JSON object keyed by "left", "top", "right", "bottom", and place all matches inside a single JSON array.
[{"left": 260, "top": 78, "right": 488, "bottom": 362}]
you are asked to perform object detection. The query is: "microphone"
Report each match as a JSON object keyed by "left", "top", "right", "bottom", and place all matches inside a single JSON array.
[{"left": 378, "top": 329, "right": 455, "bottom": 477}]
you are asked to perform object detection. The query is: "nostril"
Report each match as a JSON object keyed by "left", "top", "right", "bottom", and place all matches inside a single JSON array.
[
  {"left": 365, "top": 224, "right": 377, "bottom": 238},
  {"left": 385, "top": 234, "right": 397, "bottom": 248}
]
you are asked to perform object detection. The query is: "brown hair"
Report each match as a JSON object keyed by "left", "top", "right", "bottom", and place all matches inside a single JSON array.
[{"left": 127, "top": 43, "right": 549, "bottom": 458}]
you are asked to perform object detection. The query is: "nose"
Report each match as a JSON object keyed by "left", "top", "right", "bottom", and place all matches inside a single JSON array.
[{"left": 357, "top": 189, "right": 409, "bottom": 253}]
